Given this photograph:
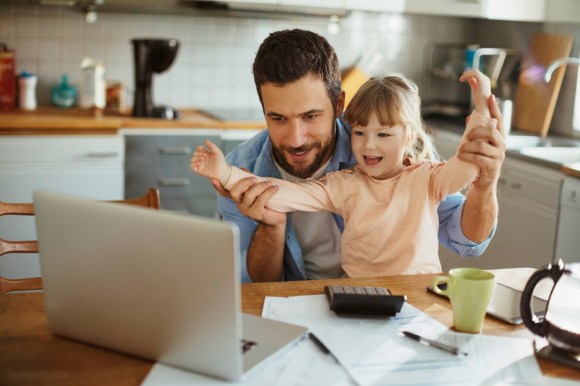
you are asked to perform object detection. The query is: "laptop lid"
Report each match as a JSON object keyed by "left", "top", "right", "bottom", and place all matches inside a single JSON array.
[{"left": 33, "top": 190, "right": 305, "bottom": 381}]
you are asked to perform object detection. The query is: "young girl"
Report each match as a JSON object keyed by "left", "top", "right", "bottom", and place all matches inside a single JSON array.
[{"left": 191, "top": 70, "right": 495, "bottom": 277}]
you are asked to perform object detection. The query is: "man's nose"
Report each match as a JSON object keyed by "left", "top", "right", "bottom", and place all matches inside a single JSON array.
[{"left": 287, "top": 120, "right": 308, "bottom": 148}]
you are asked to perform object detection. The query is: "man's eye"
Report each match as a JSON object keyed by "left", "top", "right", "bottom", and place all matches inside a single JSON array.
[
  {"left": 305, "top": 113, "right": 318, "bottom": 120},
  {"left": 272, "top": 116, "right": 286, "bottom": 121}
]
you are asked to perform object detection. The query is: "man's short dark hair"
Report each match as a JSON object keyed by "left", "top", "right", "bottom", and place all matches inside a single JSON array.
[{"left": 252, "top": 29, "right": 342, "bottom": 110}]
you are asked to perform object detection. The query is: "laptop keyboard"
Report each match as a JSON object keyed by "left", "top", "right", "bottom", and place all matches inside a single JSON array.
[{"left": 241, "top": 339, "right": 257, "bottom": 354}]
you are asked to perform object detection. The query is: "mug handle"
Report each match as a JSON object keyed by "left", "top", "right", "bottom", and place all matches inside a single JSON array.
[
  {"left": 520, "top": 260, "right": 566, "bottom": 337},
  {"left": 432, "top": 276, "right": 450, "bottom": 296}
]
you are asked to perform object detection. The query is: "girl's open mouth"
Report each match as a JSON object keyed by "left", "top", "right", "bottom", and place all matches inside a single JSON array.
[{"left": 363, "top": 156, "right": 383, "bottom": 165}]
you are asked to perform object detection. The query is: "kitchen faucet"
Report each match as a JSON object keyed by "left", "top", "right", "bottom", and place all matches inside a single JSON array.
[{"left": 544, "top": 57, "right": 580, "bottom": 83}]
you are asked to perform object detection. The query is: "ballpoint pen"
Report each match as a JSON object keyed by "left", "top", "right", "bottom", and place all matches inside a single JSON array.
[
  {"left": 401, "top": 330, "right": 468, "bottom": 356},
  {"left": 308, "top": 332, "right": 361, "bottom": 386}
]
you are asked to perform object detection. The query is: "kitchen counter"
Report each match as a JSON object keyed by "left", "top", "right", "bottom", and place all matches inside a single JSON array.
[
  {"left": 424, "top": 116, "right": 580, "bottom": 178},
  {"left": 0, "top": 107, "right": 266, "bottom": 135}
]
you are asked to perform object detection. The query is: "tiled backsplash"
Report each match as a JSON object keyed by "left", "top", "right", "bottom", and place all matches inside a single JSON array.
[
  {"left": 1, "top": 4, "right": 580, "bottom": 136},
  {"left": 0, "top": 5, "right": 475, "bottom": 116}
]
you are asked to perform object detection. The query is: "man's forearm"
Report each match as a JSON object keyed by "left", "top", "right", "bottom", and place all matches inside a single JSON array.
[
  {"left": 246, "top": 222, "right": 286, "bottom": 282},
  {"left": 462, "top": 184, "right": 498, "bottom": 243}
]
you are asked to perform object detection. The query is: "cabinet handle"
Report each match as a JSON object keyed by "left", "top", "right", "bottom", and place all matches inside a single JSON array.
[
  {"left": 510, "top": 182, "right": 522, "bottom": 190},
  {"left": 159, "top": 146, "right": 192, "bottom": 155},
  {"left": 498, "top": 177, "right": 506, "bottom": 185},
  {"left": 86, "top": 151, "right": 119, "bottom": 158},
  {"left": 159, "top": 178, "right": 191, "bottom": 186}
]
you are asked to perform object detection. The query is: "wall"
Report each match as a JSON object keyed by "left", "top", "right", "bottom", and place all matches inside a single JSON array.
[
  {"left": 0, "top": 4, "right": 474, "bottom": 118},
  {"left": 1, "top": 4, "right": 579, "bottom": 137}
]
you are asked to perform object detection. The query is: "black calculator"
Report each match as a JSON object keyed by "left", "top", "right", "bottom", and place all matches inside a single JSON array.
[{"left": 324, "top": 285, "right": 406, "bottom": 316}]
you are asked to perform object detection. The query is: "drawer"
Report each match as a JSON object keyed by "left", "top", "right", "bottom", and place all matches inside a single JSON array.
[
  {"left": 159, "top": 191, "right": 217, "bottom": 218},
  {"left": 500, "top": 158, "right": 563, "bottom": 210},
  {"left": 0, "top": 135, "right": 124, "bottom": 164},
  {"left": 125, "top": 134, "right": 221, "bottom": 168},
  {"left": 504, "top": 173, "right": 561, "bottom": 209},
  {"left": 125, "top": 169, "right": 215, "bottom": 195}
]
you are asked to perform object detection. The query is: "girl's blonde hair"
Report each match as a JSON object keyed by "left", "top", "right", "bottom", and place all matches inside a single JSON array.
[{"left": 344, "top": 76, "right": 436, "bottom": 163}]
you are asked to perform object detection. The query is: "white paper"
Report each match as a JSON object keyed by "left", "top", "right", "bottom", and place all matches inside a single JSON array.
[
  {"left": 262, "top": 295, "right": 545, "bottom": 386},
  {"left": 141, "top": 294, "right": 570, "bottom": 386},
  {"left": 141, "top": 337, "right": 356, "bottom": 386}
]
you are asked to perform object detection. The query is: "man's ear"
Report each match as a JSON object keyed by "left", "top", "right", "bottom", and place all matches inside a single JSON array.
[{"left": 335, "top": 90, "right": 346, "bottom": 116}]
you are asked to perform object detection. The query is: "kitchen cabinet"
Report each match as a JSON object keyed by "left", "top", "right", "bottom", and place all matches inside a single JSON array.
[
  {"left": 124, "top": 129, "right": 260, "bottom": 218},
  {"left": 205, "top": 0, "right": 405, "bottom": 13},
  {"left": 405, "top": 0, "right": 546, "bottom": 21},
  {"left": 124, "top": 130, "right": 221, "bottom": 217},
  {"left": 545, "top": 0, "right": 580, "bottom": 23},
  {"left": 432, "top": 133, "right": 563, "bottom": 271},
  {"left": 0, "top": 135, "right": 124, "bottom": 280}
]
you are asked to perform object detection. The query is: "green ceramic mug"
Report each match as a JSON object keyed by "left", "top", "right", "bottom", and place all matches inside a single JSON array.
[{"left": 433, "top": 268, "right": 495, "bottom": 333}]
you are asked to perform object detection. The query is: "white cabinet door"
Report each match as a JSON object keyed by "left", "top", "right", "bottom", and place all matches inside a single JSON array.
[
  {"left": 406, "top": 0, "right": 546, "bottom": 21},
  {"left": 483, "top": 0, "right": 546, "bottom": 21},
  {"left": 0, "top": 135, "right": 124, "bottom": 280},
  {"left": 343, "top": 0, "right": 405, "bottom": 12},
  {"left": 406, "top": 0, "right": 483, "bottom": 17},
  {"left": 545, "top": 0, "right": 580, "bottom": 23}
]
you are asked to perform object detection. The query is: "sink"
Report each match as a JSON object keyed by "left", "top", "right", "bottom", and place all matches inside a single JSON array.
[
  {"left": 506, "top": 135, "right": 580, "bottom": 150},
  {"left": 519, "top": 147, "right": 580, "bottom": 165}
]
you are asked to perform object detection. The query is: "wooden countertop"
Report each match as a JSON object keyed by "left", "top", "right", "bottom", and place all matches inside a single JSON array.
[
  {"left": 562, "top": 162, "right": 580, "bottom": 178},
  {"left": 0, "top": 107, "right": 266, "bottom": 135}
]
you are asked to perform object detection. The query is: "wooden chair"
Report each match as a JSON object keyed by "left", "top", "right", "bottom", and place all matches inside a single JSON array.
[{"left": 0, "top": 188, "right": 160, "bottom": 295}]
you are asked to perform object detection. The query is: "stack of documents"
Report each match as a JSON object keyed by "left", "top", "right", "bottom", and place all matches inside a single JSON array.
[{"left": 143, "top": 294, "right": 578, "bottom": 386}]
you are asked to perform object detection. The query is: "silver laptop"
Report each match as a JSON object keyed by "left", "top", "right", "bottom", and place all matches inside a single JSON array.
[{"left": 33, "top": 190, "right": 307, "bottom": 382}]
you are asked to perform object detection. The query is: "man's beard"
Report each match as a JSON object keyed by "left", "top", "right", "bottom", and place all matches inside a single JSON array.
[{"left": 272, "top": 134, "right": 335, "bottom": 179}]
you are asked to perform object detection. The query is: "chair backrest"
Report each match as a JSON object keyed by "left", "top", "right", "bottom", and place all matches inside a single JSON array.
[{"left": 0, "top": 188, "right": 161, "bottom": 295}]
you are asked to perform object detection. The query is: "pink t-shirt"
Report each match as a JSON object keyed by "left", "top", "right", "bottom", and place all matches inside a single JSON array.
[{"left": 224, "top": 111, "right": 494, "bottom": 277}]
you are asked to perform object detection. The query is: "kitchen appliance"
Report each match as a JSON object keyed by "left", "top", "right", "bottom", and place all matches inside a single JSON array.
[
  {"left": 520, "top": 260, "right": 580, "bottom": 369},
  {"left": 131, "top": 38, "right": 179, "bottom": 119},
  {"left": 555, "top": 176, "right": 580, "bottom": 264}
]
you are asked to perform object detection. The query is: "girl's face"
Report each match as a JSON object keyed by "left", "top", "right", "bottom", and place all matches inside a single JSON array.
[{"left": 351, "top": 112, "right": 408, "bottom": 180}]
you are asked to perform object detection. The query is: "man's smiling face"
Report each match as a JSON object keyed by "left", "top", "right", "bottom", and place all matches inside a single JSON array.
[{"left": 261, "top": 73, "right": 343, "bottom": 179}]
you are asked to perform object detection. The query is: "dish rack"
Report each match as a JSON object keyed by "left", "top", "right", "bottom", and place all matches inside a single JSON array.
[{"left": 421, "top": 43, "right": 521, "bottom": 119}]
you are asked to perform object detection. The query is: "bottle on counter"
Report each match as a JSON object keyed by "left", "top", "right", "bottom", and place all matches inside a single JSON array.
[
  {"left": 79, "top": 57, "right": 106, "bottom": 110},
  {"left": 18, "top": 71, "right": 37, "bottom": 111},
  {"left": 464, "top": 44, "right": 481, "bottom": 71},
  {"left": 0, "top": 43, "right": 16, "bottom": 110},
  {"left": 51, "top": 74, "right": 78, "bottom": 108}
]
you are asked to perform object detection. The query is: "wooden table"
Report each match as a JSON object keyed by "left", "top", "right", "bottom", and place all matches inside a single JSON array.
[{"left": 1, "top": 274, "right": 578, "bottom": 385}]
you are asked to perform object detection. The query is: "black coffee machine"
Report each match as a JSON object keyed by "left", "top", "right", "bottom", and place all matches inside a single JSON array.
[{"left": 131, "top": 38, "right": 180, "bottom": 119}]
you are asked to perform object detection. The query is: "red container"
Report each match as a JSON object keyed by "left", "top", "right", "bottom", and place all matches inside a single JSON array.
[{"left": 0, "top": 48, "right": 16, "bottom": 110}]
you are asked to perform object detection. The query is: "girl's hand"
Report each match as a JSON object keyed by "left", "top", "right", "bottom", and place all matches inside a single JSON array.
[
  {"left": 460, "top": 69, "right": 491, "bottom": 116},
  {"left": 190, "top": 139, "right": 230, "bottom": 184}
]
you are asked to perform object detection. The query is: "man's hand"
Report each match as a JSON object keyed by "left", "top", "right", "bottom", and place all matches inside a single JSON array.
[
  {"left": 459, "top": 94, "right": 506, "bottom": 190},
  {"left": 229, "top": 177, "right": 286, "bottom": 227},
  {"left": 212, "top": 175, "right": 287, "bottom": 282},
  {"left": 459, "top": 94, "right": 506, "bottom": 243}
]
